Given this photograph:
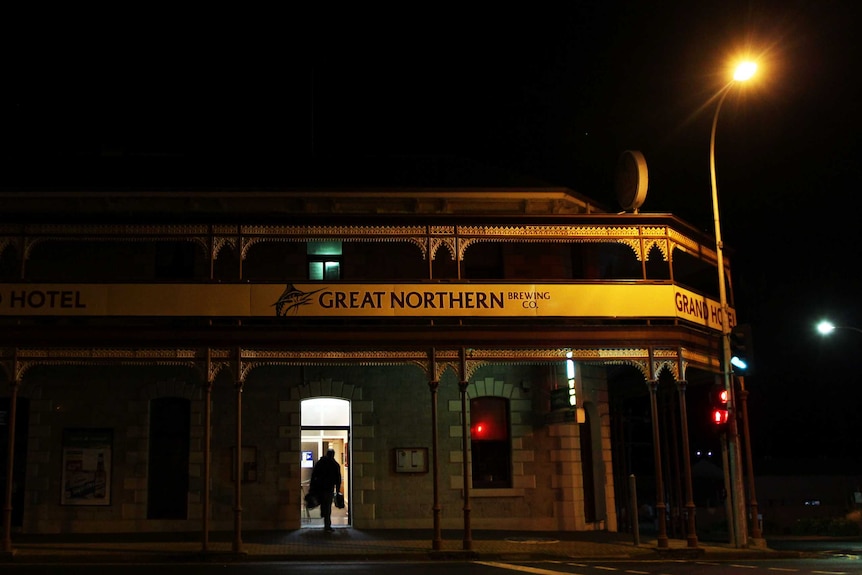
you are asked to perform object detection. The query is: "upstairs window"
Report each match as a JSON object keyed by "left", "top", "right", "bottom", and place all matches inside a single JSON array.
[
  {"left": 307, "top": 241, "right": 342, "bottom": 280},
  {"left": 155, "top": 242, "right": 198, "bottom": 280}
]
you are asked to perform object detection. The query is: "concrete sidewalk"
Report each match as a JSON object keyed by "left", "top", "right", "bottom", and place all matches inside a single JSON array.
[{"left": 1, "top": 529, "right": 791, "bottom": 563}]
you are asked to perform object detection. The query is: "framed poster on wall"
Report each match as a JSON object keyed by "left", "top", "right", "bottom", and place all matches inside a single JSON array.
[{"left": 61, "top": 428, "right": 112, "bottom": 506}]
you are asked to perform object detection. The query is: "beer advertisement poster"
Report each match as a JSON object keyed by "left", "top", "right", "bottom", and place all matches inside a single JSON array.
[{"left": 61, "top": 428, "right": 112, "bottom": 506}]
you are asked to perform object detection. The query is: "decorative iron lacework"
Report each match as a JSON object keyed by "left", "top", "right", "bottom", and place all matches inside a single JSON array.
[
  {"left": 430, "top": 226, "right": 456, "bottom": 234},
  {"left": 0, "top": 344, "right": 711, "bottom": 383},
  {"left": 456, "top": 225, "right": 643, "bottom": 237},
  {"left": 434, "top": 361, "right": 458, "bottom": 381},
  {"left": 212, "top": 236, "right": 236, "bottom": 259},
  {"left": 238, "top": 235, "right": 427, "bottom": 260},
  {"left": 209, "top": 361, "right": 231, "bottom": 383},
  {"left": 15, "top": 359, "right": 199, "bottom": 380},
  {"left": 668, "top": 228, "right": 717, "bottom": 262},
  {"left": 464, "top": 359, "right": 485, "bottom": 381},
  {"left": 640, "top": 226, "right": 668, "bottom": 236},
  {"left": 652, "top": 359, "right": 680, "bottom": 381},
  {"left": 604, "top": 359, "right": 651, "bottom": 380},
  {"left": 13, "top": 348, "right": 201, "bottom": 359},
  {"left": 3, "top": 223, "right": 699, "bottom": 244},
  {"left": 453, "top": 224, "right": 707, "bottom": 265},
  {"left": 0, "top": 237, "right": 13, "bottom": 257},
  {"left": 239, "top": 349, "right": 428, "bottom": 361},
  {"left": 239, "top": 225, "right": 428, "bottom": 236},
  {"left": 642, "top": 239, "right": 670, "bottom": 261},
  {"left": 22, "top": 224, "right": 211, "bottom": 235},
  {"left": 456, "top": 236, "right": 651, "bottom": 262},
  {"left": 458, "top": 232, "right": 670, "bottom": 261},
  {"left": 428, "top": 237, "right": 443, "bottom": 261},
  {"left": 1, "top": 222, "right": 716, "bottom": 268},
  {"left": 468, "top": 348, "right": 651, "bottom": 360}
]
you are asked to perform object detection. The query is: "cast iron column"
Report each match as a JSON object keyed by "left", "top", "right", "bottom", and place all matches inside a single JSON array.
[
  {"left": 459, "top": 347, "right": 472, "bottom": 550},
  {"left": 429, "top": 377, "right": 442, "bottom": 550},
  {"left": 2, "top": 376, "right": 19, "bottom": 555},
  {"left": 202, "top": 362, "right": 214, "bottom": 552},
  {"left": 459, "top": 378, "right": 472, "bottom": 550},
  {"left": 233, "top": 371, "right": 244, "bottom": 553},
  {"left": 647, "top": 378, "right": 669, "bottom": 548},
  {"left": 675, "top": 379, "right": 698, "bottom": 547}
]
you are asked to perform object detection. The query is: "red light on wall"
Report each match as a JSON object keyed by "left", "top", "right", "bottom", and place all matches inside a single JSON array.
[{"left": 712, "top": 408, "right": 729, "bottom": 425}]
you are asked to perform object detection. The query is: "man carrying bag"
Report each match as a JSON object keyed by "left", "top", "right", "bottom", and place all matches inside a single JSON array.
[{"left": 310, "top": 448, "right": 342, "bottom": 531}]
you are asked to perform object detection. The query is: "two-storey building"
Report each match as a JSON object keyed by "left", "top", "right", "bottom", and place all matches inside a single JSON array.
[{"left": 1, "top": 168, "right": 731, "bottom": 549}]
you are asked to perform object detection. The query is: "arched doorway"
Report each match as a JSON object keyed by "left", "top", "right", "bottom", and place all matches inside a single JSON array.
[{"left": 300, "top": 397, "right": 350, "bottom": 528}]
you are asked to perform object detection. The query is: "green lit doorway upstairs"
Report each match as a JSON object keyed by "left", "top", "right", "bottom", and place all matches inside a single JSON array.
[{"left": 301, "top": 397, "right": 350, "bottom": 528}]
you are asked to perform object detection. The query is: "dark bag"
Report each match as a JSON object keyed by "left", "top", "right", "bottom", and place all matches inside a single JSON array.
[
  {"left": 304, "top": 492, "right": 319, "bottom": 510},
  {"left": 334, "top": 492, "right": 345, "bottom": 509}
]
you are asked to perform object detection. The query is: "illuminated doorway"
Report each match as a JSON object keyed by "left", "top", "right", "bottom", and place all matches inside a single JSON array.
[{"left": 300, "top": 397, "right": 350, "bottom": 528}]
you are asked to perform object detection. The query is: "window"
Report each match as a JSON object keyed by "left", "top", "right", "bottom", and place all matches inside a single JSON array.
[
  {"left": 462, "top": 243, "right": 504, "bottom": 279},
  {"left": 147, "top": 397, "right": 190, "bottom": 519},
  {"left": 307, "top": 241, "right": 342, "bottom": 280},
  {"left": 470, "top": 397, "right": 512, "bottom": 488},
  {"left": 672, "top": 249, "right": 720, "bottom": 299}
]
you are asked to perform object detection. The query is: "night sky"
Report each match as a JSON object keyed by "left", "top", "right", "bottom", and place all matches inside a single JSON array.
[{"left": 4, "top": 3, "right": 861, "bottom": 460}]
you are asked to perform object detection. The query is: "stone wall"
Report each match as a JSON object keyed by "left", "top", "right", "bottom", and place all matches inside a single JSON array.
[{"left": 14, "top": 361, "right": 612, "bottom": 534}]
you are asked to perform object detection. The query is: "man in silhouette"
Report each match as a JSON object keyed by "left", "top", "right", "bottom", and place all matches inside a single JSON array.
[{"left": 310, "top": 448, "right": 342, "bottom": 531}]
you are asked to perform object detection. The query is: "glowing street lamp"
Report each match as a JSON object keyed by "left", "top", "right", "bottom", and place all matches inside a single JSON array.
[
  {"left": 710, "top": 60, "right": 757, "bottom": 549},
  {"left": 817, "top": 320, "right": 836, "bottom": 335},
  {"left": 734, "top": 61, "right": 757, "bottom": 81},
  {"left": 817, "top": 320, "right": 862, "bottom": 336}
]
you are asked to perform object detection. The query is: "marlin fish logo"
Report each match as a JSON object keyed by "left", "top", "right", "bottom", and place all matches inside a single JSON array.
[{"left": 273, "top": 284, "right": 324, "bottom": 316}]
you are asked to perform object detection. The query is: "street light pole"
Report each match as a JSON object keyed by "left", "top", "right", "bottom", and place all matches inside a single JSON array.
[
  {"left": 709, "top": 62, "right": 755, "bottom": 548},
  {"left": 737, "top": 375, "right": 762, "bottom": 540}
]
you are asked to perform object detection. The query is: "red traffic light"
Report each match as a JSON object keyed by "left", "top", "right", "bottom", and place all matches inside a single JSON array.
[{"left": 710, "top": 385, "right": 730, "bottom": 429}]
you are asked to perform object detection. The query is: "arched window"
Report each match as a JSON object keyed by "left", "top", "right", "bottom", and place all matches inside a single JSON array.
[{"left": 470, "top": 397, "right": 512, "bottom": 488}]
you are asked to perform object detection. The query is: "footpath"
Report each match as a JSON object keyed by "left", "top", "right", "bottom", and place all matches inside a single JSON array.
[{"left": 1, "top": 528, "right": 797, "bottom": 563}]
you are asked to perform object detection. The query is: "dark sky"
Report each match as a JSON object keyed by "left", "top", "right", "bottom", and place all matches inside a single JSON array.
[{"left": 4, "top": 2, "right": 861, "bottom": 459}]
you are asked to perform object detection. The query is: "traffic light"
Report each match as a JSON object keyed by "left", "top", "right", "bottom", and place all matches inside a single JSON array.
[
  {"left": 730, "top": 323, "right": 754, "bottom": 373},
  {"left": 710, "top": 385, "right": 729, "bottom": 432}
]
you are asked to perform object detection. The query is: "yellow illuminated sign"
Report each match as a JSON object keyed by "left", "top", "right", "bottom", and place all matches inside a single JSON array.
[{"left": 0, "top": 283, "right": 733, "bottom": 331}]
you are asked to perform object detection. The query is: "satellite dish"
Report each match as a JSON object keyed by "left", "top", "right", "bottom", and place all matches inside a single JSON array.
[{"left": 615, "top": 150, "right": 648, "bottom": 212}]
